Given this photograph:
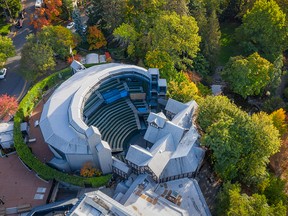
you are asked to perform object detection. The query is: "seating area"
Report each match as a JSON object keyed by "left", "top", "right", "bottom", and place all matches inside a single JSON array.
[
  {"left": 132, "top": 100, "right": 148, "bottom": 113},
  {"left": 86, "top": 99, "right": 138, "bottom": 152},
  {"left": 127, "top": 80, "right": 144, "bottom": 93},
  {"left": 83, "top": 91, "right": 104, "bottom": 119}
]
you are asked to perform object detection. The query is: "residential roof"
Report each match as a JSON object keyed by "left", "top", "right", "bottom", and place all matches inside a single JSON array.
[{"left": 85, "top": 53, "right": 99, "bottom": 64}]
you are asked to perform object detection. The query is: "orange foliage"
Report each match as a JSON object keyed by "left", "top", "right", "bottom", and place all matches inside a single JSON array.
[
  {"left": 270, "top": 108, "right": 287, "bottom": 137},
  {"left": 0, "top": 94, "right": 18, "bottom": 122},
  {"left": 67, "top": 54, "right": 82, "bottom": 64},
  {"left": 80, "top": 161, "right": 102, "bottom": 177},
  {"left": 87, "top": 26, "right": 107, "bottom": 50},
  {"left": 30, "top": 0, "right": 62, "bottom": 30}
]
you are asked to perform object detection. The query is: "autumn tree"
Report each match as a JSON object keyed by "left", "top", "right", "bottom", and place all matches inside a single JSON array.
[
  {"left": 270, "top": 108, "right": 287, "bottom": 137},
  {"left": 87, "top": 26, "right": 107, "bottom": 50},
  {"left": 80, "top": 161, "right": 102, "bottom": 177},
  {"left": 0, "top": 36, "right": 15, "bottom": 66},
  {"left": 236, "top": 0, "right": 288, "bottom": 61},
  {"left": 221, "top": 53, "right": 274, "bottom": 98},
  {"left": 0, "top": 94, "right": 18, "bottom": 122},
  {"left": 20, "top": 35, "right": 55, "bottom": 81},
  {"left": 167, "top": 72, "right": 199, "bottom": 103},
  {"left": 31, "top": 0, "right": 62, "bottom": 29}
]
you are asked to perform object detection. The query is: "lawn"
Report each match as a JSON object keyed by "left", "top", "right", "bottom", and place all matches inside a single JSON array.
[
  {"left": 218, "top": 21, "right": 241, "bottom": 65},
  {"left": 0, "top": 18, "right": 11, "bottom": 36}
]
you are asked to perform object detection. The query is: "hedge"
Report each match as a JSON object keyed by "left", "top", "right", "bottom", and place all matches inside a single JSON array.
[{"left": 14, "top": 67, "right": 111, "bottom": 187}]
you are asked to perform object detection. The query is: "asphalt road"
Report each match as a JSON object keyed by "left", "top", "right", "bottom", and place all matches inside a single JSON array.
[{"left": 0, "top": 0, "right": 35, "bottom": 100}]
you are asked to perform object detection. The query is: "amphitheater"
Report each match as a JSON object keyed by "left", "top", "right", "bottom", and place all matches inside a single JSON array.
[{"left": 39, "top": 63, "right": 167, "bottom": 173}]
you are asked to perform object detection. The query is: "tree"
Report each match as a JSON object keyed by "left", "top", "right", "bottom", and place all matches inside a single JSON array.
[
  {"left": 0, "top": 36, "right": 15, "bottom": 66},
  {"left": 0, "top": 0, "right": 22, "bottom": 20},
  {"left": 60, "top": 0, "right": 73, "bottom": 20},
  {"left": 270, "top": 108, "right": 287, "bottom": 137},
  {"left": 0, "top": 94, "right": 18, "bottom": 122},
  {"left": 145, "top": 49, "right": 176, "bottom": 80},
  {"left": 149, "top": 12, "right": 201, "bottom": 70},
  {"left": 167, "top": 72, "right": 199, "bottom": 103},
  {"left": 20, "top": 35, "right": 55, "bottom": 81},
  {"left": 80, "top": 161, "right": 102, "bottom": 177},
  {"left": 87, "top": 26, "right": 107, "bottom": 50},
  {"left": 236, "top": 0, "right": 288, "bottom": 62},
  {"left": 217, "top": 182, "right": 286, "bottom": 216},
  {"left": 30, "top": 0, "right": 62, "bottom": 29},
  {"left": 199, "top": 96, "right": 281, "bottom": 184},
  {"left": 37, "top": 25, "right": 77, "bottom": 59},
  {"left": 221, "top": 53, "right": 274, "bottom": 98}
]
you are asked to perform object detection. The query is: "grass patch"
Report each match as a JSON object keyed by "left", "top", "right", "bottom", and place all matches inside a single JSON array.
[
  {"left": 218, "top": 21, "right": 241, "bottom": 65},
  {"left": 0, "top": 18, "right": 11, "bottom": 36}
]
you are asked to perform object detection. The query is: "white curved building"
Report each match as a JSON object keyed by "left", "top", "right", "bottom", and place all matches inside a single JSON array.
[{"left": 40, "top": 63, "right": 166, "bottom": 173}]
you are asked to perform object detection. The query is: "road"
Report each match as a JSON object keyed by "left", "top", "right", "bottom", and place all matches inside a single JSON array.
[{"left": 0, "top": 0, "right": 35, "bottom": 100}]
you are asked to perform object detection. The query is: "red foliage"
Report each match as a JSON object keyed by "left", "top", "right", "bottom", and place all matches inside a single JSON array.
[
  {"left": 67, "top": 54, "right": 82, "bottom": 64},
  {"left": 30, "top": 0, "right": 62, "bottom": 30},
  {"left": 105, "top": 52, "right": 112, "bottom": 62},
  {"left": 0, "top": 94, "right": 18, "bottom": 122}
]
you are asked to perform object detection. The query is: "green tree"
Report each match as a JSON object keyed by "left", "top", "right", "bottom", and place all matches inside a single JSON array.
[
  {"left": 236, "top": 0, "right": 288, "bottom": 61},
  {"left": 222, "top": 53, "right": 274, "bottom": 98},
  {"left": 149, "top": 12, "right": 201, "bottom": 70},
  {"left": 0, "top": 0, "right": 22, "bottom": 20},
  {"left": 0, "top": 36, "right": 15, "bottom": 66},
  {"left": 37, "top": 25, "right": 77, "bottom": 59},
  {"left": 20, "top": 35, "right": 55, "bottom": 81},
  {"left": 217, "top": 182, "right": 287, "bottom": 216},
  {"left": 145, "top": 49, "right": 176, "bottom": 80},
  {"left": 199, "top": 96, "right": 281, "bottom": 184}
]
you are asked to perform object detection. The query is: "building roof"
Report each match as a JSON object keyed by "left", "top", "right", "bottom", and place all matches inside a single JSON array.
[
  {"left": 158, "top": 78, "right": 167, "bottom": 87},
  {"left": 69, "top": 190, "right": 136, "bottom": 216},
  {"left": 144, "top": 117, "right": 185, "bottom": 145},
  {"left": 71, "top": 60, "right": 85, "bottom": 71},
  {"left": 121, "top": 175, "right": 211, "bottom": 216},
  {"left": 171, "top": 100, "right": 198, "bottom": 129},
  {"left": 40, "top": 63, "right": 150, "bottom": 156},
  {"left": 112, "top": 156, "right": 130, "bottom": 174},
  {"left": 147, "top": 112, "right": 167, "bottom": 128},
  {"left": 0, "top": 122, "right": 14, "bottom": 148},
  {"left": 165, "top": 98, "right": 189, "bottom": 116},
  {"left": 125, "top": 145, "right": 152, "bottom": 166},
  {"left": 85, "top": 53, "right": 99, "bottom": 64}
]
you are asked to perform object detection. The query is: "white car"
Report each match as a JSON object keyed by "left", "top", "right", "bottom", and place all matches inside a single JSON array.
[
  {"left": 35, "top": 0, "right": 42, "bottom": 8},
  {"left": 66, "top": 22, "right": 75, "bottom": 29},
  {"left": 0, "top": 68, "right": 7, "bottom": 79}
]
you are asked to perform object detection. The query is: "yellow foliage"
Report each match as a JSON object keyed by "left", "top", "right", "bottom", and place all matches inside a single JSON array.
[
  {"left": 80, "top": 161, "right": 102, "bottom": 177},
  {"left": 87, "top": 26, "right": 107, "bottom": 50},
  {"left": 270, "top": 108, "right": 287, "bottom": 137}
]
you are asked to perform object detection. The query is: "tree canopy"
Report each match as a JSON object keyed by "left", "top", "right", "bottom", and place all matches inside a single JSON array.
[
  {"left": 37, "top": 25, "right": 77, "bottom": 59},
  {"left": 20, "top": 35, "right": 55, "bottom": 81},
  {"left": 198, "top": 96, "right": 281, "bottom": 184},
  {"left": 0, "top": 36, "right": 16, "bottom": 66},
  {"left": 217, "top": 182, "right": 287, "bottom": 216},
  {"left": 221, "top": 53, "right": 274, "bottom": 98},
  {"left": 0, "top": 94, "right": 18, "bottom": 122},
  {"left": 0, "top": 0, "right": 22, "bottom": 20},
  {"left": 236, "top": 0, "right": 288, "bottom": 61}
]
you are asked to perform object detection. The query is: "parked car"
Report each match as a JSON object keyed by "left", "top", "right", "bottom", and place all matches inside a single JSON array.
[
  {"left": 0, "top": 68, "right": 7, "bottom": 79},
  {"left": 35, "top": 0, "right": 42, "bottom": 8},
  {"left": 82, "top": 25, "right": 87, "bottom": 33},
  {"left": 66, "top": 22, "right": 75, "bottom": 29}
]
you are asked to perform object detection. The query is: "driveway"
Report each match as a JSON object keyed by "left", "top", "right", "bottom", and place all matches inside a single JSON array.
[{"left": 0, "top": 0, "right": 36, "bottom": 100}]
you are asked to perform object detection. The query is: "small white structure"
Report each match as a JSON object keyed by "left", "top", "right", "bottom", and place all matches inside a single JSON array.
[
  {"left": 85, "top": 53, "right": 99, "bottom": 64},
  {"left": 0, "top": 122, "right": 28, "bottom": 149},
  {"left": 70, "top": 60, "right": 86, "bottom": 74}
]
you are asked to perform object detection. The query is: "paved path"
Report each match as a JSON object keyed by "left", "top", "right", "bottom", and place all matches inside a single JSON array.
[{"left": 0, "top": 0, "right": 35, "bottom": 100}]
